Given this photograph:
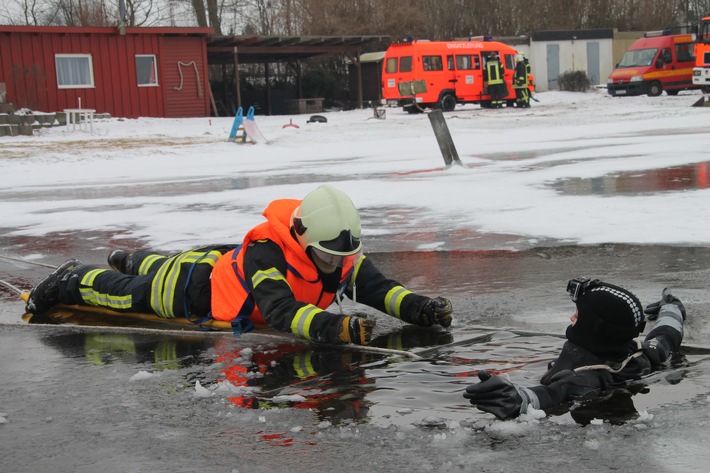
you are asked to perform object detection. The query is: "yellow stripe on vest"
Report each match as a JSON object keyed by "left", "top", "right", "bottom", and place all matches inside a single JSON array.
[
  {"left": 385, "top": 286, "right": 412, "bottom": 318},
  {"left": 291, "top": 305, "right": 322, "bottom": 340}
]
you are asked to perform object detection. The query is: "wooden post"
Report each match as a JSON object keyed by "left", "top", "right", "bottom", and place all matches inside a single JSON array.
[
  {"left": 264, "top": 62, "right": 272, "bottom": 115},
  {"left": 427, "top": 110, "right": 461, "bottom": 166},
  {"left": 233, "top": 47, "right": 242, "bottom": 110},
  {"left": 356, "top": 52, "right": 363, "bottom": 109}
]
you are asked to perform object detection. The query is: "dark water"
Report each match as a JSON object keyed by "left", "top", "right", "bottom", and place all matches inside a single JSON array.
[
  {"left": 550, "top": 162, "right": 710, "bottom": 196},
  {"left": 2, "top": 241, "right": 710, "bottom": 472}
]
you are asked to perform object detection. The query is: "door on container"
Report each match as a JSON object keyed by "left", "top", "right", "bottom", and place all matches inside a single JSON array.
[
  {"left": 587, "top": 42, "right": 600, "bottom": 86},
  {"left": 547, "top": 44, "right": 560, "bottom": 90}
]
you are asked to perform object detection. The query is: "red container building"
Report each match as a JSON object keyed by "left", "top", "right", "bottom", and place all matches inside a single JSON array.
[{"left": 0, "top": 25, "right": 213, "bottom": 118}]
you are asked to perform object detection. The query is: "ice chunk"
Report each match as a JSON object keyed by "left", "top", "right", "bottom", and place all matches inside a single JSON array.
[
  {"left": 129, "top": 370, "right": 157, "bottom": 382},
  {"left": 194, "top": 380, "right": 213, "bottom": 398}
]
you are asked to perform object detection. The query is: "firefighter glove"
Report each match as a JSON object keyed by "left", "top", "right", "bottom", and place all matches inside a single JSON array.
[
  {"left": 463, "top": 370, "right": 538, "bottom": 420},
  {"left": 339, "top": 315, "right": 376, "bottom": 346},
  {"left": 418, "top": 297, "right": 453, "bottom": 328}
]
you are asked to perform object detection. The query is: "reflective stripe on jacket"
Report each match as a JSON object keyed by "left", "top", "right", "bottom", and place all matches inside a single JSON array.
[{"left": 485, "top": 60, "right": 504, "bottom": 85}]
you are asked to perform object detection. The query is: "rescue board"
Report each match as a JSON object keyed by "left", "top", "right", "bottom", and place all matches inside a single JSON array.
[{"left": 11, "top": 288, "right": 424, "bottom": 358}]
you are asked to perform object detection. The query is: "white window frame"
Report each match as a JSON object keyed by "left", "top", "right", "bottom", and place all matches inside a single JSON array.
[
  {"left": 135, "top": 54, "right": 159, "bottom": 87},
  {"left": 55, "top": 54, "right": 95, "bottom": 89}
]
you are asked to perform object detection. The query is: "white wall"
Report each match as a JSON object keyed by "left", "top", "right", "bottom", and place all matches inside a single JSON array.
[{"left": 529, "top": 38, "right": 615, "bottom": 91}]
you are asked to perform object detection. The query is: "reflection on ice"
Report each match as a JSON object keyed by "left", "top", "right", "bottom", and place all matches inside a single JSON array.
[{"left": 551, "top": 161, "right": 710, "bottom": 196}]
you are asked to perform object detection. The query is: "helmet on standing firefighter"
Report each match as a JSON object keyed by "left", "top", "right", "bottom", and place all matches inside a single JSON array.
[{"left": 291, "top": 185, "right": 362, "bottom": 271}]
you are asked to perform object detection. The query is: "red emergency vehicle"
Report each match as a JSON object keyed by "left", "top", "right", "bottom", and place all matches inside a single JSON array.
[
  {"left": 692, "top": 16, "right": 710, "bottom": 92},
  {"left": 607, "top": 31, "right": 699, "bottom": 96},
  {"left": 381, "top": 37, "right": 529, "bottom": 112}
]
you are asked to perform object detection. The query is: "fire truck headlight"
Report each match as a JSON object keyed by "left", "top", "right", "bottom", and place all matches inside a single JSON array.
[
  {"left": 607, "top": 78, "right": 613, "bottom": 84},
  {"left": 630, "top": 76, "right": 643, "bottom": 82}
]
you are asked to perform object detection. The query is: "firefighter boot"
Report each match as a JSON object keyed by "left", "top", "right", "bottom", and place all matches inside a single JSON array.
[
  {"left": 25, "top": 259, "right": 82, "bottom": 314},
  {"left": 107, "top": 249, "right": 133, "bottom": 274}
]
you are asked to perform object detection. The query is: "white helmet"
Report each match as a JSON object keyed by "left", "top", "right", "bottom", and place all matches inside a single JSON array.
[{"left": 291, "top": 185, "right": 362, "bottom": 258}]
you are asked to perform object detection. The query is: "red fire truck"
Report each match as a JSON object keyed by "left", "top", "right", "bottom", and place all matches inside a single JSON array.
[
  {"left": 381, "top": 37, "right": 531, "bottom": 112},
  {"left": 692, "top": 16, "right": 710, "bottom": 92}
]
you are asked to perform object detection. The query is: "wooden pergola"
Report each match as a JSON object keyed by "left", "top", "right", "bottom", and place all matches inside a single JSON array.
[{"left": 206, "top": 35, "right": 389, "bottom": 114}]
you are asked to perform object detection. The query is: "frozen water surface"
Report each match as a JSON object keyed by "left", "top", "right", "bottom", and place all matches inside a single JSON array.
[{"left": 2, "top": 90, "right": 710, "bottom": 471}]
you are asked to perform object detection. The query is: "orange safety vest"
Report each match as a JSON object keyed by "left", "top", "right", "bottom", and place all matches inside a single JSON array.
[{"left": 210, "top": 198, "right": 355, "bottom": 326}]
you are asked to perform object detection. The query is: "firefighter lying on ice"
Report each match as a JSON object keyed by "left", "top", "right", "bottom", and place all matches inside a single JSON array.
[
  {"left": 25, "top": 185, "right": 453, "bottom": 345},
  {"left": 463, "top": 278, "right": 686, "bottom": 420}
]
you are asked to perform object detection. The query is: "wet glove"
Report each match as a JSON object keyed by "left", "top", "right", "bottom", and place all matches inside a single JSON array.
[
  {"left": 418, "top": 297, "right": 453, "bottom": 328},
  {"left": 641, "top": 339, "right": 671, "bottom": 370},
  {"left": 338, "top": 315, "right": 376, "bottom": 346},
  {"left": 463, "top": 370, "right": 538, "bottom": 420},
  {"left": 644, "top": 288, "right": 686, "bottom": 321}
]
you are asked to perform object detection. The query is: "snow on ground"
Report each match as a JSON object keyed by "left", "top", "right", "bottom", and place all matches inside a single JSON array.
[{"left": 1, "top": 89, "right": 709, "bottom": 254}]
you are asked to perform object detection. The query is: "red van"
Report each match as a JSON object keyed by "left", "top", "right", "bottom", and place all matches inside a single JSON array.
[
  {"left": 381, "top": 38, "right": 531, "bottom": 112},
  {"left": 607, "top": 31, "right": 699, "bottom": 96}
]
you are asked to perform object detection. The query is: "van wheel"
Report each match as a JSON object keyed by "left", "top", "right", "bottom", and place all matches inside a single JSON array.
[
  {"left": 440, "top": 94, "right": 456, "bottom": 112},
  {"left": 703, "top": 86, "right": 710, "bottom": 94},
  {"left": 647, "top": 81, "right": 663, "bottom": 97}
]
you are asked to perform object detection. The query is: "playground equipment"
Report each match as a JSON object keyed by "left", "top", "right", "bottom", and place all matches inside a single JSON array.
[{"left": 228, "top": 106, "right": 269, "bottom": 143}]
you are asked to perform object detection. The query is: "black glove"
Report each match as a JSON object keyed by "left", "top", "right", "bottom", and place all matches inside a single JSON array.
[
  {"left": 644, "top": 288, "right": 686, "bottom": 321},
  {"left": 338, "top": 315, "right": 376, "bottom": 346},
  {"left": 418, "top": 297, "right": 453, "bottom": 328},
  {"left": 641, "top": 339, "right": 670, "bottom": 370},
  {"left": 548, "top": 368, "right": 612, "bottom": 400},
  {"left": 463, "top": 370, "right": 535, "bottom": 420}
]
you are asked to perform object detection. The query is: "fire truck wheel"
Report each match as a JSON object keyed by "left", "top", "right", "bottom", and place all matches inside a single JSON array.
[
  {"left": 703, "top": 86, "right": 710, "bottom": 94},
  {"left": 666, "top": 90, "right": 679, "bottom": 96},
  {"left": 440, "top": 94, "right": 456, "bottom": 112},
  {"left": 647, "top": 81, "right": 663, "bottom": 97}
]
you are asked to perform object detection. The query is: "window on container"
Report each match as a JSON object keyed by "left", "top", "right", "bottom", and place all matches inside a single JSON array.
[
  {"left": 385, "top": 57, "right": 398, "bottom": 73},
  {"left": 400, "top": 56, "right": 413, "bottom": 72},
  {"left": 55, "top": 54, "right": 94, "bottom": 88},
  {"left": 422, "top": 55, "right": 443, "bottom": 71},
  {"left": 136, "top": 55, "right": 159, "bottom": 86}
]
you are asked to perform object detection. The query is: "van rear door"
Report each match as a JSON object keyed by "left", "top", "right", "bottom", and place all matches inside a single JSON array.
[{"left": 383, "top": 55, "right": 414, "bottom": 102}]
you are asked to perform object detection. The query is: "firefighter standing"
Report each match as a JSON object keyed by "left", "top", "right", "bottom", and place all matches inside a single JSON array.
[
  {"left": 513, "top": 54, "right": 531, "bottom": 108},
  {"left": 25, "top": 185, "right": 454, "bottom": 346},
  {"left": 484, "top": 53, "right": 506, "bottom": 108}
]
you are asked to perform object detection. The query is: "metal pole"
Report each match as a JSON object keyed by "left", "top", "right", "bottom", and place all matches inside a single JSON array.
[{"left": 427, "top": 110, "right": 461, "bottom": 166}]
